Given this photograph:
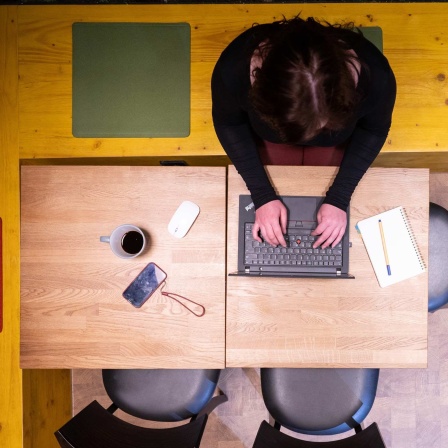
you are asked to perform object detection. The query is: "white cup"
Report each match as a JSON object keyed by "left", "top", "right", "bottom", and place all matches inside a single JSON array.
[{"left": 100, "top": 224, "right": 146, "bottom": 259}]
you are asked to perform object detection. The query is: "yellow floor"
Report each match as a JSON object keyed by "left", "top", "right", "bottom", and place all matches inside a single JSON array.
[{"left": 1, "top": 4, "right": 448, "bottom": 447}]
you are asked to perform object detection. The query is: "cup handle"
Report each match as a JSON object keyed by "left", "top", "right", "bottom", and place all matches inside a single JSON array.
[{"left": 100, "top": 236, "right": 110, "bottom": 243}]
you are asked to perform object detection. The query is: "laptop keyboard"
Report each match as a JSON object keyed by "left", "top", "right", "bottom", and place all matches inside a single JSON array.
[{"left": 244, "top": 222, "right": 343, "bottom": 267}]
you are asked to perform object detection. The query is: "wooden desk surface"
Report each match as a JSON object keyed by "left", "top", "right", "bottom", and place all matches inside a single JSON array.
[
  {"left": 0, "top": 4, "right": 445, "bottom": 445},
  {"left": 226, "top": 166, "right": 429, "bottom": 368},
  {"left": 17, "top": 3, "right": 448, "bottom": 162},
  {"left": 20, "top": 166, "right": 226, "bottom": 369}
]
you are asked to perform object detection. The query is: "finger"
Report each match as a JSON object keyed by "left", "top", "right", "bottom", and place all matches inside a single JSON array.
[
  {"left": 313, "top": 234, "right": 326, "bottom": 249},
  {"left": 252, "top": 223, "right": 262, "bottom": 243},
  {"left": 311, "top": 221, "right": 326, "bottom": 236},
  {"left": 280, "top": 207, "right": 288, "bottom": 234},
  {"left": 311, "top": 221, "right": 330, "bottom": 246},
  {"left": 320, "top": 234, "right": 336, "bottom": 249},
  {"left": 313, "top": 226, "right": 333, "bottom": 248},
  {"left": 273, "top": 225, "right": 287, "bottom": 247},
  {"left": 331, "top": 227, "right": 346, "bottom": 248},
  {"left": 264, "top": 216, "right": 286, "bottom": 247},
  {"left": 263, "top": 227, "right": 279, "bottom": 247},
  {"left": 320, "top": 227, "right": 340, "bottom": 249}
]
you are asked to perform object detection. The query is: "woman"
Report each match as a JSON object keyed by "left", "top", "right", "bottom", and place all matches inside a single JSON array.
[{"left": 211, "top": 16, "right": 396, "bottom": 249}]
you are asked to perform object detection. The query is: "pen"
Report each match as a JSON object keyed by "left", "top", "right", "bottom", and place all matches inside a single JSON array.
[{"left": 378, "top": 219, "right": 391, "bottom": 276}]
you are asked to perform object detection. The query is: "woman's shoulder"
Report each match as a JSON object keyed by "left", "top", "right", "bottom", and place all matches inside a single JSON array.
[
  {"left": 355, "top": 34, "right": 396, "bottom": 104},
  {"left": 356, "top": 32, "right": 394, "bottom": 77},
  {"left": 213, "top": 23, "right": 276, "bottom": 99},
  {"left": 217, "top": 23, "right": 276, "bottom": 64}
]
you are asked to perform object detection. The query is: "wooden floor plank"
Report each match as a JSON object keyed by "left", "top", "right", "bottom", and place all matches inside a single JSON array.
[{"left": 22, "top": 370, "right": 72, "bottom": 448}]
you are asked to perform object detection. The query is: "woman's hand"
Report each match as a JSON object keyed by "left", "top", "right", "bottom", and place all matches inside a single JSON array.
[
  {"left": 311, "top": 204, "right": 347, "bottom": 249},
  {"left": 252, "top": 200, "right": 288, "bottom": 247}
]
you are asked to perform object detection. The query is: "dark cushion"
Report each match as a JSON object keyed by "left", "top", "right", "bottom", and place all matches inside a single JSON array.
[
  {"left": 102, "top": 369, "right": 220, "bottom": 421},
  {"left": 429, "top": 202, "right": 448, "bottom": 312},
  {"left": 261, "top": 369, "right": 379, "bottom": 434}
]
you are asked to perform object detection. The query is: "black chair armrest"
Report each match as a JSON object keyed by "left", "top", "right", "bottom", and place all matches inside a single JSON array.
[{"left": 197, "top": 389, "right": 228, "bottom": 418}]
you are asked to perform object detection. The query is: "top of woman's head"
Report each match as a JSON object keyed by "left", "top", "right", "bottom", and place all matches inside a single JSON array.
[{"left": 249, "top": 16, "right": 364, "bottom": 143}]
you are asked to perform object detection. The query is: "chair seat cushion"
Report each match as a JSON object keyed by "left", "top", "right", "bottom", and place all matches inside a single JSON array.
[
  {"left": 102, "top": 369, "right": 220, "bottom": 421},
  {"left": 429, "top": 202, "right": 448, "bottom": 312},
  {"left": 261, "top": 368, "right": 379, "bottom": 435}
]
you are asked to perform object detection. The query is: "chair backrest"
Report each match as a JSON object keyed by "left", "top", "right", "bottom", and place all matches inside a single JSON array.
[
  {"left": 55, "top": 400, "right": 208, "bottom": 448},
  {"left": 429, "top": 202, "right": 448, "bottom": 312},
  {"left": 102, "top": 369, "right": 221, "bottom": 421},
  {"left": 252, "top": 421, "right": 386, "bottom": 448}
]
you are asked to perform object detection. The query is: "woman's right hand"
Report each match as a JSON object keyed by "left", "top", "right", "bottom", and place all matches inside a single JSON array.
[{"left": 252, "top": 200, "right": 288, "bottom": 247}]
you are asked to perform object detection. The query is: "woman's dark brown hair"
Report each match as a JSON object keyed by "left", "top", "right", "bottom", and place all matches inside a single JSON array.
[{"left": 249, "top": 16, "right": 365, "bottom": 143}]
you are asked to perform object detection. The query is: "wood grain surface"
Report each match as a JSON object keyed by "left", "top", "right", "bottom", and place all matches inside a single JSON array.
[
  {"left": 226, "top": 166, "right": 429, "bottom": 368},
  {"left": 69, "top": 173, "right": 448, "bottom": 446},
  {"left": 17, "top": 4, "right": 448, "bottom": 160},
  {"left": 20, "top": 166, "right": 226, "bottom": 368},
  {"left": 0, "top": 6, "right": 23, "bottom": 448},
  {"left": 22, "top": 369, "right": 72, "bottom": 448},
  {"left": 3, "top": 4, "right": 447, "bottom": 447}
]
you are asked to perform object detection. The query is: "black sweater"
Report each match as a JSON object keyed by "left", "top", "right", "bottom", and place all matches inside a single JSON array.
[{"left": 211, "top": 24, "right": 396, "bottom": 210}]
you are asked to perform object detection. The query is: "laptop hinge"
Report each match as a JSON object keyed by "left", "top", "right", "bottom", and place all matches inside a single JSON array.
[{"left": 336, "top": 268, "right": 342, "bottom": 276}]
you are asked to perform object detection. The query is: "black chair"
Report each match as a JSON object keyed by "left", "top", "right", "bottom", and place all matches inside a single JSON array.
[
  {"left": 55, "top": 369, "right": 227, "bottom": 448},
  {"left": 260, "top": 368, "right": 379, "bottom": 435},
  {"left": 429, "top": 202, "right": 448, "bottom": 312},
  {"left": 252, "top": 420, "right": 386, "bottom": 448},
  {"left": 254, "top": 368, "right": 384, "bottom": 447}
]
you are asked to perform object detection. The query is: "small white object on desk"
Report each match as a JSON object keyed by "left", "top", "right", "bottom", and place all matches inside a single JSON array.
[{"left": 168, "top": 200, "right": 200, "bottom": 238}]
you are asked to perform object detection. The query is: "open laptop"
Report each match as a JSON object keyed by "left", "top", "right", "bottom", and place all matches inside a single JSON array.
[{"left": 230, "top": 195, "right": 353, "bottom": 278}]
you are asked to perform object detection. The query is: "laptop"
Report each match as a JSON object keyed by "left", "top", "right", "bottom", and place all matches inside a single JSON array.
[{"left": 231, "top": 195, "right": 354, "bottom": 278}]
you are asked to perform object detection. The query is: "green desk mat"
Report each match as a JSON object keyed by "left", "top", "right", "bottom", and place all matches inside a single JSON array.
[
  {"left": 358, "top": 26, "right": 383, "bottom": 53},
  {"left": 72, "top": 22, "right": 190, "bottom": 138}
]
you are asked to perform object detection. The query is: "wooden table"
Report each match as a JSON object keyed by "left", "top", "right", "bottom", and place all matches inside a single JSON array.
[
  {"left": 226, "top": 166, "right": 429, "bottom": 368},
  {"left": 17, "top": 4, "right": 448, "bottom": 166},
  {"left": 20, "top": 166, "right": 226, "bottom": 369}
]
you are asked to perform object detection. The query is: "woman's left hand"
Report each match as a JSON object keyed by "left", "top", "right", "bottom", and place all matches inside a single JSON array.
[{"left": 311, "top": 204, "right": 347, "bottom": 249}]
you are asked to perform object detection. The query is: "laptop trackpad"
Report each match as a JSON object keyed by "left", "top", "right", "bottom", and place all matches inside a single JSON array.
[{"left": 282, "top": 196, "right": 322, "bottom": 222}]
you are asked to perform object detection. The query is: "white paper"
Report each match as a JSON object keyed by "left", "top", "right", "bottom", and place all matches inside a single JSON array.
[{"left": 357, "top": 206, "right": 425, "bottom": 287}]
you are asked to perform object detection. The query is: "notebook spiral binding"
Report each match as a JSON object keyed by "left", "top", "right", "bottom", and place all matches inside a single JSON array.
[{"left": 400, "top": 207, "right": 426, "bottom": 271}]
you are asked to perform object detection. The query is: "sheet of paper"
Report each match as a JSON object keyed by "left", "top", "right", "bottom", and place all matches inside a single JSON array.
[{"left": 357, "top": 206, "right": 425, "bottom": 287}]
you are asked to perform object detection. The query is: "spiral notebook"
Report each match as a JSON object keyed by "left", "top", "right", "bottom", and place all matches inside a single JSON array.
[{"left": 356, "top": 206, "right": 426, "bottom": 287}]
